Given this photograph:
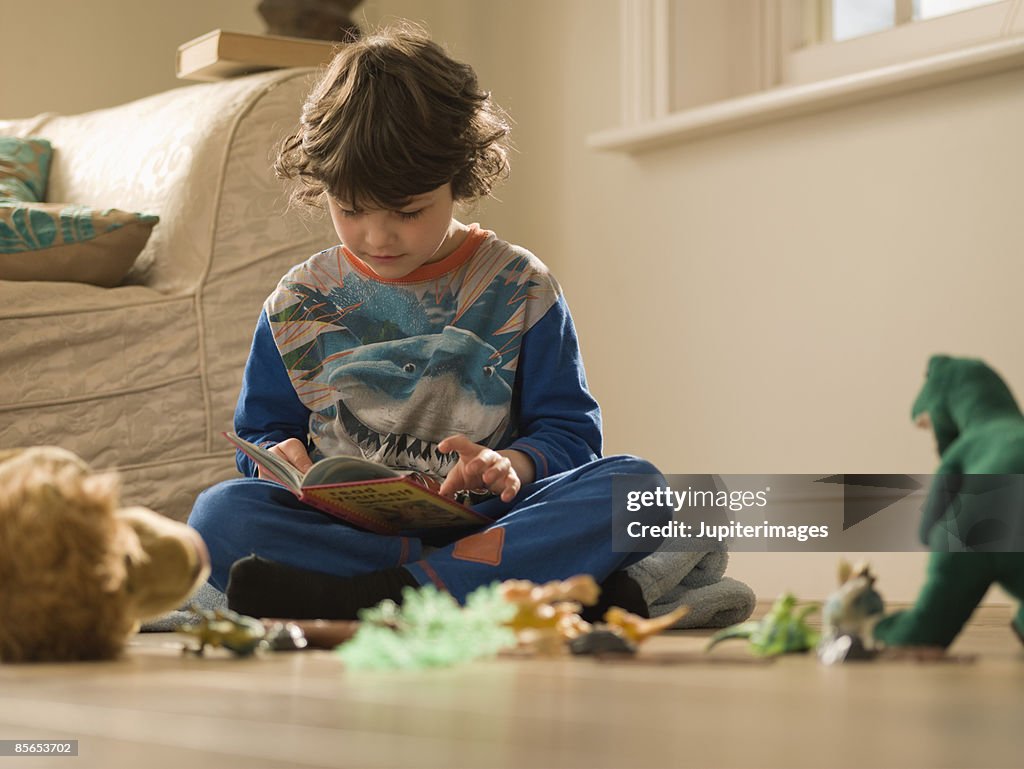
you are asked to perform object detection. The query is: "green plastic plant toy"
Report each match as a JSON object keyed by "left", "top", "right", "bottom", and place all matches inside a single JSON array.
[{"left": 336, "top": 583, "right": 518, "bottom": 670}]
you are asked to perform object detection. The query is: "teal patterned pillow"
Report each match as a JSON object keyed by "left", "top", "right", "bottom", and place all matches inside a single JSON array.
[
  {"left": 0, "top": 137, "right": 52, "bottom": 202},
  {"left": 0, "top": 204, "right": 159, "bottom": 287},
  {"left": 0, "top": 136, "right": 158, "bottom": 287}
]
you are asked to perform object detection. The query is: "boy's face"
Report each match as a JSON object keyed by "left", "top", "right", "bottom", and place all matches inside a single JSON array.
[{"left": 328, "top": 183, "right": 465, "bottom": 280}]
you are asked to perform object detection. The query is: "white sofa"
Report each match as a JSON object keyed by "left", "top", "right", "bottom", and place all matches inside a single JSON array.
[{"left": 0, "top": 70, "right": 336, "bottom": 520}]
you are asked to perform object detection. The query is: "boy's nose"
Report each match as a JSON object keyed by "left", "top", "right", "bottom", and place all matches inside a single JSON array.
[{"left": 365, "top": 223, "right": 396, "bottom": 250}]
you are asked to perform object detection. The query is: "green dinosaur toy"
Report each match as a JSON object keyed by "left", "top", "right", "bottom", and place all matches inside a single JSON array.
[
  {"left": 706, "top": 593, "right": 819, "bottom": 657},
  {"left": 873, "top": 355, "right": 1024, "bottom": 649},
  {"left": 178, "top": 606, "right": 268, "bottom": 656}
]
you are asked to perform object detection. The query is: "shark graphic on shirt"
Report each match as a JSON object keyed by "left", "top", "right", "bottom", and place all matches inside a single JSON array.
[
  {"left": 265, "top": 233, "right": 559, "bottom": 477},
  {"left": 325, "top": 326, "right": 512, "bottom": 471}
]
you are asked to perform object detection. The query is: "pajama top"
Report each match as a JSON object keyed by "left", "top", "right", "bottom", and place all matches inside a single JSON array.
[{"left": 233, "top": 225, "right": 602, "bottom": 482}]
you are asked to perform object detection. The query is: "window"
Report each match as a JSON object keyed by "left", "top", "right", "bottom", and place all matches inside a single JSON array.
[
  {"left": 829, "top": 0, "right": 1004, "bottom": 43},
  {"left": 590, "top": 0, "right": 1024, "bottom": 151},
  {"left": 789, "top": 0, "right": 1023, "bottom": 83}
]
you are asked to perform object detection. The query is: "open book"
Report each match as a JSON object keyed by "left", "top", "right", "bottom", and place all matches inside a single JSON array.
[{"left": 225, "top": 432, "right": 490, "bottom": 535}]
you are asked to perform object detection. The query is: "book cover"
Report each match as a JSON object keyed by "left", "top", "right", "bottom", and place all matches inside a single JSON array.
[
  {"left": 176, "top": 29, "right": 339, "bottom": 81},
  {"left": 225, "top": 432, "right": 490, "bottom": 535}
]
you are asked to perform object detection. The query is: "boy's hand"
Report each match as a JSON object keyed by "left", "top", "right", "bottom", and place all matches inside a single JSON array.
[
  {"left": 437, "top": 435, "right": 534, "bottom": 503},
  {"left": 261, "top": 438, "right": 313, "bottom": 480}
]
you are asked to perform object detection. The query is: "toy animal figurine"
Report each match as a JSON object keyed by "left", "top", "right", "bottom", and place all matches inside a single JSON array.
[
  {"left": 603, "top": 604, "right": 691, "bottom": 646},
  {"left": 178, "top": 606, "right": 268, "bottom": 657},
  {"left": 568, "top": 628, "right": 636, "bottom": 655},
  {"left": 0, "top": 447, "right": 210, "bottom": 662},
  {"left": 570, "top": 604, "right": 692, "bottom": 656},
  {"left": 706, "top": 593, "right": 819, "bottom": 657},
  {"left": 822, "top": 560, "right": 885, "bottom": 641},
  {"left": 818, "top": 560, "right": 885, "bottom": 663},
  {"left": 873, "top": 355, "right": 1024, "bottom": 649},
  {"left": 501, "top": 575, "right": 599, "bottom": 654}
]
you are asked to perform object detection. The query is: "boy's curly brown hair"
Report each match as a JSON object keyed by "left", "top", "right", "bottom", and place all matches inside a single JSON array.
[{"left": 276, "top": 23, "right": 511, "bottom": 211}]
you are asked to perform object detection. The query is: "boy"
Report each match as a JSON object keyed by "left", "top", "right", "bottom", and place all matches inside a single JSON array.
[{"left": 188, "top": 25, "right": 667, "bottom": 620}]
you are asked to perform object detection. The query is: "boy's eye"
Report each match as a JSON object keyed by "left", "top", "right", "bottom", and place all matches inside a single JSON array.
[
  {"left": 339, "top": 208, "right": 361, "bottom": 218},
  {"left": 396, "top": 209, "right": 423, "bottom": 221}
]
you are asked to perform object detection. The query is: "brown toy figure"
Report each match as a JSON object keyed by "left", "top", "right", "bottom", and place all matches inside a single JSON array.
[
  {"left": 0, "top": 447, "right": 210, "bottom": 662},
  {"left": 603, "top": 605, "right": 691, "bottom": 645},
  {"left": 501, "top": 575, "right": 599, "bottom": 654}
]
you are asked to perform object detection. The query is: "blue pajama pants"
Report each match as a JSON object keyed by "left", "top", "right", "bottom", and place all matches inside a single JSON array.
[{"left": 188, "top": 455, "right": 667, "bottom": 601}]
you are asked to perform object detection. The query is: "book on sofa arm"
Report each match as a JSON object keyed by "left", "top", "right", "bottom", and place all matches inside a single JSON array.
[
  {"left": 224, "top": 432, "right": 489, "bottom": 535},
  {"left": 176, "top": 29, "right": 339, "bottom": 81}
]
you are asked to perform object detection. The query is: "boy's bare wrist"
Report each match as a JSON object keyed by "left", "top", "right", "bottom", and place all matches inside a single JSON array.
[{"left": 499, "top": 448, "right": 535, "bottom": 487}]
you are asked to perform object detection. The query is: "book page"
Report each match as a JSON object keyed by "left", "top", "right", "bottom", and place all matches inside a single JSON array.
[
  {"left": 224, "top": 432, "right": 304, "bottom": 490},
  {"left": 302, "top": 456, "right": 402, "bottom": 487}
]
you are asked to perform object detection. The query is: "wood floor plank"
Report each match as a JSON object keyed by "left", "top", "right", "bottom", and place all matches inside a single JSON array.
[{"left": 0, "top": 606, "right": 1021, "bottom": 768}]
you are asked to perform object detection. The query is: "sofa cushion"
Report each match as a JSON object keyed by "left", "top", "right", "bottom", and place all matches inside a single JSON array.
[
  {"left": 0, "top": 136, "right": 158, "bottom": 287},
  {"left": 0, "top": 136, "right": 51, "bottom": 202},
  {"left": 0, "top": 203, "right": 159, "bottom": 287}
]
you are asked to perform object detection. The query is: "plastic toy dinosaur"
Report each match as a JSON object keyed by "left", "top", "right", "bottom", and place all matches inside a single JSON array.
[
  {"left": 818, "top": 560, "right": 886, "bottom": 663},
  {"left": 178, "top": 606, "right": 268, "bottom": 656},
  {"left": 873, "top": 355, "right": 1024, "bottom": 649},
  {"left": 706, "top": 593, "right": 818, "bottom": 657},
  {"left": 822, "top": 560, "right": 885, "bottom": 643},
  {"left": 603, "top": 604, "right": 691, "bottom": 646},
  {"left": 502, "top": 575, "right": 599, "bottom": 654}
]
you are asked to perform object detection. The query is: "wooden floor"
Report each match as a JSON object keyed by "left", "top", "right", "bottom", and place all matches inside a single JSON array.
[{"left": 0, "top": 605, "right": 1022, "bottom": 769}]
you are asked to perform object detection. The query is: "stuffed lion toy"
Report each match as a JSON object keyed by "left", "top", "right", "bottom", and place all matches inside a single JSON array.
[{"left": 0, "top": 446, "right": 210, "bottom": 662}]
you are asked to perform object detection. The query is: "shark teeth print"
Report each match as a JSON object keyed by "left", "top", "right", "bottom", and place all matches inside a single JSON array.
[{"left": 336, "top": 399, "right": 455, "bottom": 472}]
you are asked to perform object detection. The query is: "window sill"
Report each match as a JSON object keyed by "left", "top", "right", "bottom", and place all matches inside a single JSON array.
[{"left": 587, "top": 34, "right": 1024, "bottom": 154}]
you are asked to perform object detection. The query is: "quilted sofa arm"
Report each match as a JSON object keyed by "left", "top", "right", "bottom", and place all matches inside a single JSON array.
[
  {"left": 0, "top": 71, "right": 337, "bottom": 520},
  {"left": 14, "top": 69, "right": 328, "bottom": 295}
]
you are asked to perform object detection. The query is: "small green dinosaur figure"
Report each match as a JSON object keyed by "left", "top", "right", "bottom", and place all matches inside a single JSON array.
[
  {"left": 178, "top": 606, "right": 267, "bottom": 657},
  {"left": 706, "top": 593, "right": 819, "bottom": 657},
  {"left": 873, "top": 355, "right": 1024, "bottom": 649}
]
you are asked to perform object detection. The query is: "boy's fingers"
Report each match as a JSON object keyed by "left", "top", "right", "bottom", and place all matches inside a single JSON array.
[
  {"left": 481, "top": 457, "right": 517, "bottom": 500},
  {"left": 498, "top": 474, "right": 520, "bottom": 502},
  {"left": 500, "top": 483, "right": 520, "bottom": 502},
  {"left": 438, "top": 466, "right": 466, "bottom": 498},
  {"left": 277, "top": 439, "right": 313, "bottom": 473},
  {"left": 482, "top": 456, "right": 512, "bottom": 484},
  {"left": 468, "top": 450, "right": 499, "bottom": 474},
  {"left": 438, "top": 437, "right": 517, "bottom": 500},
  {"left": 438, "top": 434, "right": 475, "bottom": 455},
  {"left": 289, "top": 455, "right": 314, "bottom": 474}
]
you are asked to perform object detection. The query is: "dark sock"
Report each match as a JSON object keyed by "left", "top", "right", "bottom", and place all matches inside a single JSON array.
[
  {"left": 580, "top": 570, "right": 649, "bottom": 624},
  {"left": 226, "top": 555, "right": 419, "bottom": 620}
]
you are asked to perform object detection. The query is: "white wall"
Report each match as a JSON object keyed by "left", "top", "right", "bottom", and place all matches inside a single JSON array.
[
  {"left": 0, "top": 0, "right": 264, "bottom": 119},
  {"left": 5, "top": 0, "right": 1020, "bottom": 602},
  {"left": 362, "top": 0, "right": 1024, "bottom": 603}
]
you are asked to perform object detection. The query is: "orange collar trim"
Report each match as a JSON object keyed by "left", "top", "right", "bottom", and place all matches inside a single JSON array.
[{"left": 341, "top": 224, "right": 489, "bottom": 284}]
